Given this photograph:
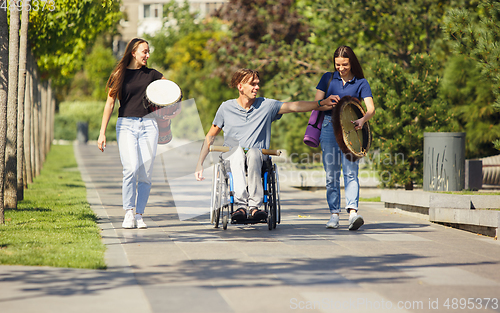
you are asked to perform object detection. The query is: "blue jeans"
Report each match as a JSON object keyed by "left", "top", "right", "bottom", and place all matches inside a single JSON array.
[
  {"left": 116, "top": 117, "right": 158, "bottom": 214},
  {"left": 320, "top": 115, "right": 359, "bottom": 214}
]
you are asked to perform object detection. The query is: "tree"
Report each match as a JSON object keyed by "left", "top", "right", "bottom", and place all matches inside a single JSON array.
[
  {"left": 28, "top": 0, "right": 121, "bottom": 96},
  {"left": 0, "top": 6, "right": 9, "bottom": 223},
  {"left": 297, "top": 0, "right": 478, "bottom": 68},
  {"left": 17, "top": 3, "right": 30, "bottom": 200},
  {"left": 440, "top": 55, "right": 499, "bottom": 158},
  {"left": 5, "top": 3, "right": 20, "bottom": 209},
  {"left": 369, "top": 55, "right": 458, "bottom": 189},
  {"left": 83, "top": 37, "right": 116, "bottom": 100},
  {"left": 443, "top": 0, "right": 500, "bottom": 149},
  {"left": 212, "top": 0, "right": 308, "bottom": 81}
]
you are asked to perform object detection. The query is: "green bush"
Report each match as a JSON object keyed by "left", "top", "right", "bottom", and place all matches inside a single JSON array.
[{"left": 55, "top": 101, "right": 118, "bottom": 141}]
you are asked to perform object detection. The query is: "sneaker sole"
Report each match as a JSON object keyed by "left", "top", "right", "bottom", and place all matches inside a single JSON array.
[
  {"left": 349, "top": 216, "right": 364, "bottom": 231},
  {"left": 326, "top": 224, "right": 339, "bottom": 229}
]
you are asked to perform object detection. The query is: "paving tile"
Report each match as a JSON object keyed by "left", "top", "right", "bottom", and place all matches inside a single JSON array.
[
  {"left": 143, "top": 285, "right": 233, "bottom": 313},
  {"left": 395, "top": 266, "right": 500, "bottom": 286}
]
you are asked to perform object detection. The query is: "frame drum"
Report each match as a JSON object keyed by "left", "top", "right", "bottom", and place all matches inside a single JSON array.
[
  {"left": 332, "top": 96, "right": 372, "bottom": 162},
  {"left": 144, "top": 80, "right": 182, "bottom": 119}
]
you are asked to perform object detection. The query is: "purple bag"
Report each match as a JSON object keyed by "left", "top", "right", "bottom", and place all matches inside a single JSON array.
[{"left": 303, "top": 110, "right": 325, "bottom": 147}]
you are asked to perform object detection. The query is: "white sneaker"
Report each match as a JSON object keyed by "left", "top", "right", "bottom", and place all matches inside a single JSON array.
[
  {"left": 122, "top": 210, "right": 136, "bottom": 229},
  {"left": 326, "top": 214, "right": 339, "bottom": 229},
  {"left": 349, "top": 214, "right": 364, "bottom": 231},
  {"left": 135, "top": 214, "right": 147, "bottom": 229}
]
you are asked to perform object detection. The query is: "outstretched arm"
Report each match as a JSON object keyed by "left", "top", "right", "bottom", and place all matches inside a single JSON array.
[
  {"left": 195, "top": 125, "right": 222, "bottom": 181},
  {"left": 278, "top": 94, "right": 339, "bottom": 114}
]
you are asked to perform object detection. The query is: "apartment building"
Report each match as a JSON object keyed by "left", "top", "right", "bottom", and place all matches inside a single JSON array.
[{"left": 115, "top": 0, "right": 226, "bottom": 56}]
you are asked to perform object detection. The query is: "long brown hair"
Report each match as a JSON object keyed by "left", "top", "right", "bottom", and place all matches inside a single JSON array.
[
  {"left": 106, "top": 38, "right": 148, "bottom": 100},
  {"left": 333, "top": 46, "right": 365, "bottom": 79}
]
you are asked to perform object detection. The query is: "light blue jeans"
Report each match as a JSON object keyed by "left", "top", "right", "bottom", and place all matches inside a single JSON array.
[
  {"left": 116, "top": 117, "right": 158, "bottom": 214},
  {"left": 320, "top": 115, "right": 359, "bottom": 214}
]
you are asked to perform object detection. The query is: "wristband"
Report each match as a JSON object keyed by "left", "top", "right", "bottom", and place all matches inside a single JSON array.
[{"left": 317, "top": 100, "right": 323, "bottom": 107}]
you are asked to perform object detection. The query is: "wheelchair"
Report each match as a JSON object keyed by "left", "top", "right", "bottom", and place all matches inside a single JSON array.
[{"left": 209, "top": 146, "right": 281, "bottom": 230}]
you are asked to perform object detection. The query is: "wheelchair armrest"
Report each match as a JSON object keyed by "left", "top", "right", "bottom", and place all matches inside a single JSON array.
[{"left": 209, "top": 146, "right": 282, "bottom": 156}]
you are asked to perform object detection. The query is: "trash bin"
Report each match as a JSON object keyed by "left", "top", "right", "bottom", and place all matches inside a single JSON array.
[
  {"left": 465, "top": 159, "right": 482, "bottom": 190},
  {"left": 76, "top": 121, "right": 88, "bottom": 144},
  {"left": 423, "top": 132, "right": 465, "bottom": 191}
]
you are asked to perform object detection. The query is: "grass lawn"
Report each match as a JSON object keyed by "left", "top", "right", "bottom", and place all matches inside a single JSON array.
[
  {"left": 0, "top": 144, "right": 106, "bottom": 269},
  {"left": 359, "top": 196, "right": 381, "bottom": 202}
]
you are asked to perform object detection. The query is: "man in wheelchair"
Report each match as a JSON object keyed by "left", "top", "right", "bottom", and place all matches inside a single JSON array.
[{"left": 195, "top": 68, "right": 337, "bottom": 222}]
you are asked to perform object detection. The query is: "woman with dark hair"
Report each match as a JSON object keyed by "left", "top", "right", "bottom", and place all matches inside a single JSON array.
[
  {"left": 316, "top": 45, "right": 375, "bottom": 230},
  {"left": 98, "top": 38, "right": 165, "bottom": 229}
]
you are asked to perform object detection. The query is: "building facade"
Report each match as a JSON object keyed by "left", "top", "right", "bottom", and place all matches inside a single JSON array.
[{"left": 115, "top": 0, "right": 226, "bottom": 56}]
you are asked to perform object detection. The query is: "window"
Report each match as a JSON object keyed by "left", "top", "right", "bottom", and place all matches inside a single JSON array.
[
  {"left": 144, "top": 4, "right": 151, "bottom": 18},
  {"left": 143, "top": 4, "right": 162, "bottom": 19}
]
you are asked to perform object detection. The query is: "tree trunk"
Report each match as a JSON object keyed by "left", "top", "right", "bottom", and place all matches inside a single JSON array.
[
  {"left": 33, "top": 78, "right": 40, "bottom": 177},
  {"left": 0, "top": 8, "right": 9, "bottom": 224},
  {"left": 44, "top": 81, "right": 51, "bottom": 156},
  {"left": 30, "top": 57, "right": 37, "bottom": 181},
  {"left": 4, "top": 4, "right": 20, "bottom": 209},
  {"left": 49, "top": 86, "right": 54, "bottom": 146},
  {"left": 24, "top": 52, "right": 32, "bottom": 185},
  {"left": 39, "top": 81, "right": 46, "bottom": 166},
  {"left": 17, "top": 4, "right": 30, "bottom": 201}
]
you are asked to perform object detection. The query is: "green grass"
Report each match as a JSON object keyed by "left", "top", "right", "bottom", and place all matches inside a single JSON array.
[
  {"left": 359, "top": 196, "right": 381, "bottom": 202},
  {"left": 0, "top": 145, "right": 106, "bottom": 269}
]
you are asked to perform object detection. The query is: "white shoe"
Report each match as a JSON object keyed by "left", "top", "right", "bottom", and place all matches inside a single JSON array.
[
  {"left": 349, "top": 214, "right": 364, "bottom": 231},
  {"left": 135, "top": 214, "right": 147, "bottom": 229},
  {"left": 326, "top": 214, "right": 339, "bottom": 229},
  {"left": 122, "top": 210, "right": 136, "bottom": 229}
]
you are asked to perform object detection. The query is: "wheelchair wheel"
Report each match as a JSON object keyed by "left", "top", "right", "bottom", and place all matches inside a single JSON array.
[
  {"left": 210, "top": 163, "right": 219, "bottom": 224},
  {"left": 214, "top": 206, "right": 221, "bottom": 228},
  {"left": 219, "top": 166, "right": 232, "bottom": 230},
  {"left": 270, "top": 166, "right": 277, "bottom": 229},
  {"left": 214, "top": 163, "right": 226, "bottom": 229},
  {"left": 222, "top": 206, "right": 229, "bottom": 230},
  {"left": 267, "top": 205, "right": 273, "bottom": 230},
  {"left": 274, "top": 163, "right": 281, "bottom": 225},
  {"left": 266, "top": 168, "right": 276, "bottom": 230}
]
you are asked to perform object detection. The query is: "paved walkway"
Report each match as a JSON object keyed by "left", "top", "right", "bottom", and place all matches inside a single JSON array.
[{"left": 1, "top": 143, "right": 500, "bottom": 313}]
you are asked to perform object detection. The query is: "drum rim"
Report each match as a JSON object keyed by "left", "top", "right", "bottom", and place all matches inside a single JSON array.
[{"left": 332, "top": 95, "right": 372, "bottom": 162}]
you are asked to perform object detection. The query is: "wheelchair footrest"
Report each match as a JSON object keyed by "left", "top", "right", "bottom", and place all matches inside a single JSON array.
[{"left": 231, "top": 217, "right": 268, "bottom": 225}]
